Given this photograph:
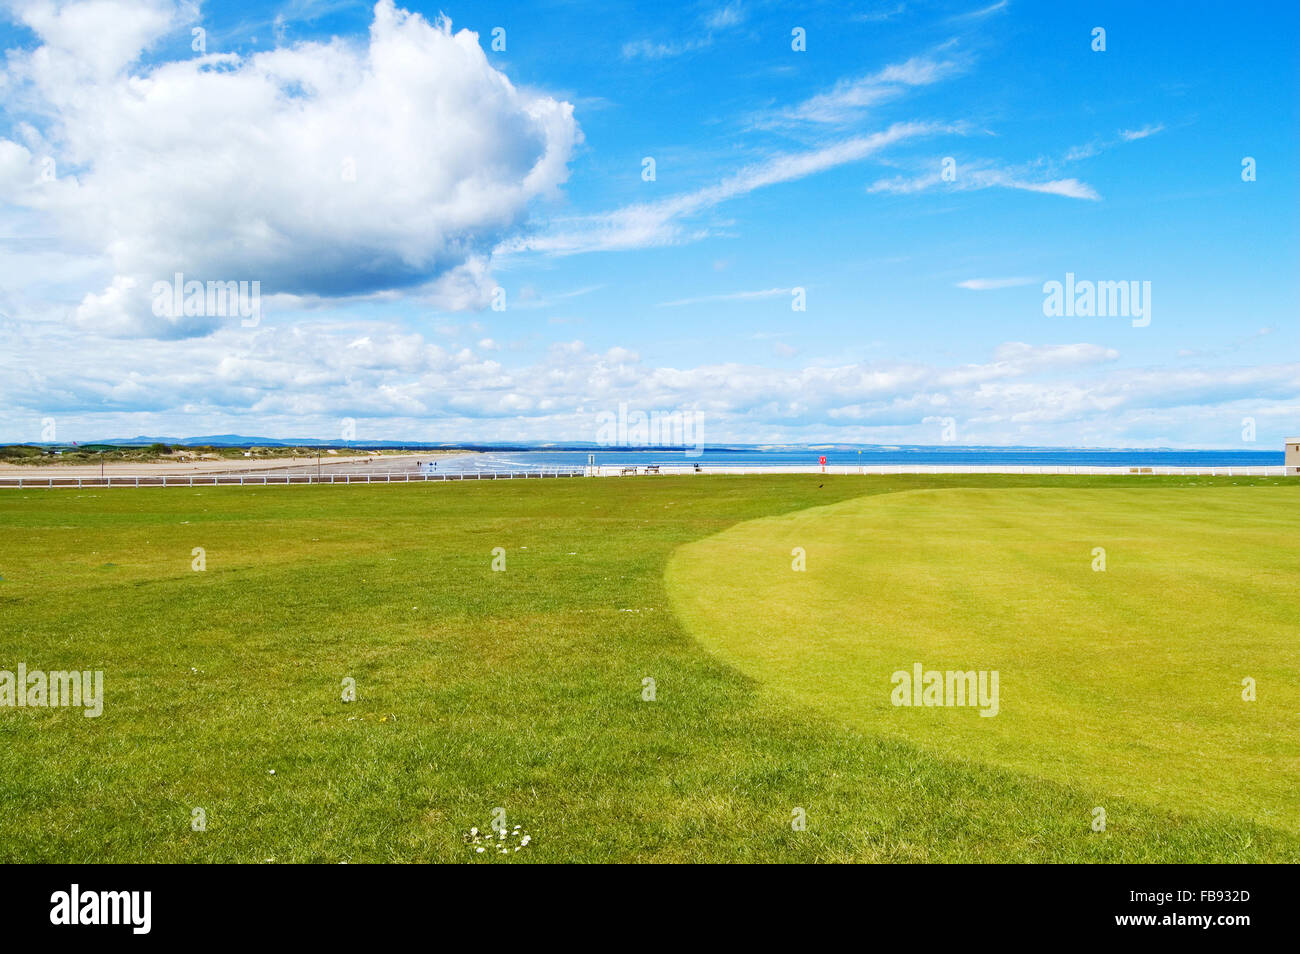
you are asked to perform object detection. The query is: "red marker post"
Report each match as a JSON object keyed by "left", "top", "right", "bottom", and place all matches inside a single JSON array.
[{"left": 818, "top": 455, "right": 827, "bottom": 473}]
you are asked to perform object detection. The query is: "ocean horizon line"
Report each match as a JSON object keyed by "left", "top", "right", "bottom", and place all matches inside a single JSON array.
[{"left": 6, "top": 437, "right": 1290, "bottom": 455}]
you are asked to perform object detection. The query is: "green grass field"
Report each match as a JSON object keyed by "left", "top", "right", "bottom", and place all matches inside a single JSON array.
[{"left": 1, "top": 475, "right": 1296, "bottom": 862}]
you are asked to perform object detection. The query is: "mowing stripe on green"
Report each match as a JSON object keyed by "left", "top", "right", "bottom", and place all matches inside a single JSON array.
[{"left": 666, "top": 486, "right": 1300, "bottom": 835}]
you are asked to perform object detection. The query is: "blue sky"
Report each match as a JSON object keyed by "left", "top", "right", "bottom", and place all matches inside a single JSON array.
[{"left": 0, "top": 0, "right": 1296, "bottom": 447}]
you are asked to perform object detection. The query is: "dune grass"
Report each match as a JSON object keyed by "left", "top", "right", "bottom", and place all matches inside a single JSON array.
[{"left": 0, "top": 474, "right": 1296, "bottom": 862}]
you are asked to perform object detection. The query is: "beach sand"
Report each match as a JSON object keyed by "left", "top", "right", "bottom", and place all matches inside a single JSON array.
[{"left": 0, "top": 450, "right": 469, "bottom": 478}]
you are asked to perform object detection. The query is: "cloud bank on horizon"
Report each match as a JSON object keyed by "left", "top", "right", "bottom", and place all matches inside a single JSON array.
[{"left": 0, "top": 0, "right": 1295, "bottom": 448}]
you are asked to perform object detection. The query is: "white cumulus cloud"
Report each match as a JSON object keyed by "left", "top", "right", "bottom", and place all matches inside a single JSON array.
[{"left": 0, "top": 0, "right": 580, "bottom": 337}]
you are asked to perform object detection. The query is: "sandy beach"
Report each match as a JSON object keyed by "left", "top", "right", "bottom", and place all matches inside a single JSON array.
[{"left": 0, "top": 450, "right": 468, "bottom": 478}]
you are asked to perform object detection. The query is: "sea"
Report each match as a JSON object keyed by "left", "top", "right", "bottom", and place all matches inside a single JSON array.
[{"left": 432, "top": 445, "right": 1285, "bottom": 474}]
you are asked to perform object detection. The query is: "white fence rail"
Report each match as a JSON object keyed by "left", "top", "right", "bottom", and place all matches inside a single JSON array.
[
  {"left": 593, "top": 464, "right": 1293, "bottom": 478},
  {"left": 0, "top": 464, "right": 1290, "bottom": 488},
  {"left": 0, "top": 468, "right": 587, "bottom": 489}
]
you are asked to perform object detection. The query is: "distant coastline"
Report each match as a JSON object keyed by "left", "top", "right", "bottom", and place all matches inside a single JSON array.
[{"left": 2, "top": 436, "right": 1288, "bottom": 459}]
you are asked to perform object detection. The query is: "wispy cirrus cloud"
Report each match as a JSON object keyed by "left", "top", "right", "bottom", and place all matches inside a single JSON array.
[
  {"left": 870, "top": 164, "right": 1101, "bottom": 200},
  {"left": 949, "top": 0, "right": 1008, "bottom": 21},
  {"left": 658, "top": 287, "right": 790, "bottom": 307},
  {"left": 549, "top": 44, "right": 970, "bottom": 256},
  {"left": 1120, "top": 123, "right": 1166, "bottom": 142},
  {"left": 1066, "top": 123, "right": 1166, "bottom": 160},
  {"left": 760, "top": 52, "right": 968, "bottom": 127},
  {"left": 622, "top": 2, "right": 747, "bottom": 60},
  {"left": 508, "top": 121, "right": 949, "bottom": 255},
  {"left": 869, "top": 114, "right": 1169, "bottom": 204},
  {"left": 621, "top": 35, "right": 713, "bottom": 60},
  {"left": 705, "top": 2, "right": 746, "bottom": 30},
  {"left": 511, "top": 284, "right": 606, "bottom": 310},
  {"left": 956, "top": 277, "right": 1037, "bottom": 290},
  {"left": 1011, "top": 177, "right": 1100, "bottom": 199},
  {"left": 853, "top": 4, "right": 906, "bottom": 23}
]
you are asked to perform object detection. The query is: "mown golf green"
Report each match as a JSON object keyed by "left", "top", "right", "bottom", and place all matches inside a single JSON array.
[
  {"left": 666, "top": 486, "right": 1300, "bottom": 837},
  {"left": 0, "top": 475, "right": 1296, "bottom": 862}
]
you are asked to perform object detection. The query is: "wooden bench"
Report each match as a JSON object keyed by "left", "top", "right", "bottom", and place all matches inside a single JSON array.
[
  {"left": 644, "top": 465, "right": 660, "bottom": 474},
  {"left": 620, "top": 466, "right": 638, "bottom": 475}
]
